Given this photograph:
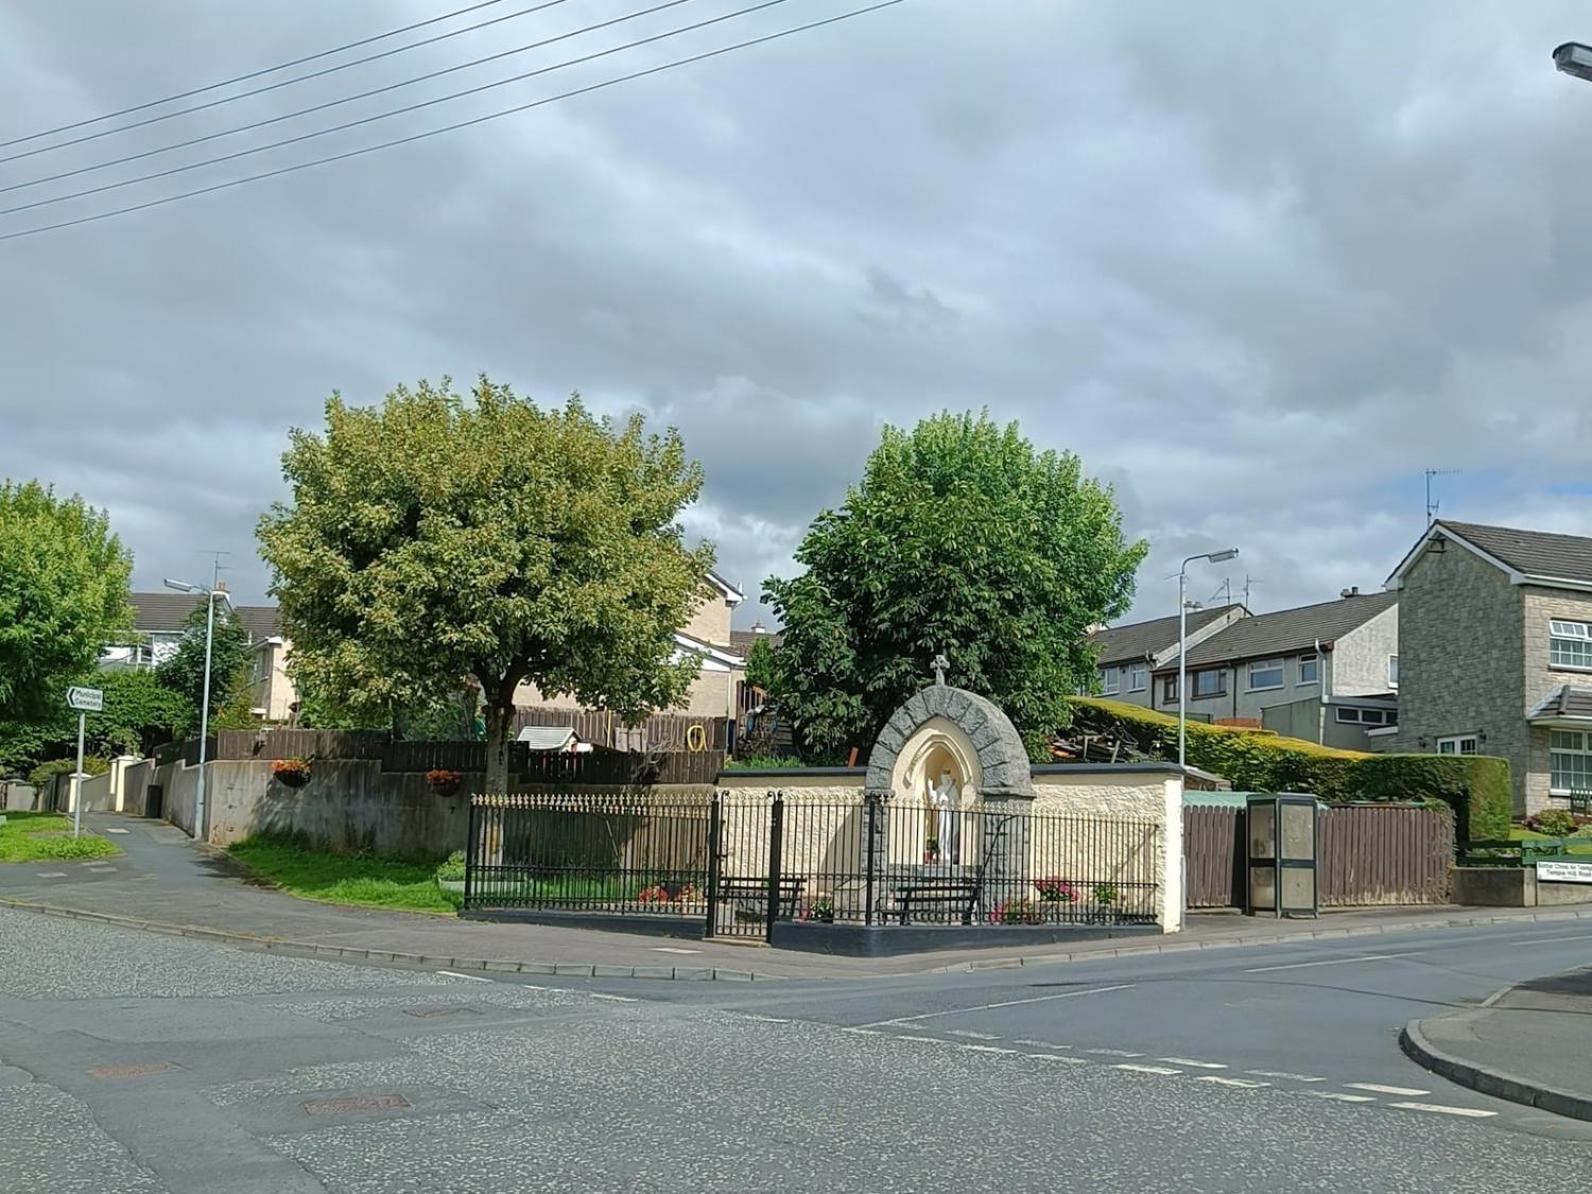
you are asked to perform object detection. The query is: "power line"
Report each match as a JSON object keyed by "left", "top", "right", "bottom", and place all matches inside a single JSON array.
[
  {"left": 0, "top": 0, "right": 514, "bottom": 152},
  {"left": 0, "top": 0, "right": 907, "bottom": 243},
  {"left": 1, "top": 0, "right": 697, "bottom": 196},
  {"left": 0, "top": 0, "right": 580, "bottom": 168},
  {"left": 0, "top": 0, "right": 791, "bottom": 219}
]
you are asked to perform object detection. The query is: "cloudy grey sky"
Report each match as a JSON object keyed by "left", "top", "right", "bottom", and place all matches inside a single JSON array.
[{"left": 4, "top": 0, "right": 1591, "bottom": 629}]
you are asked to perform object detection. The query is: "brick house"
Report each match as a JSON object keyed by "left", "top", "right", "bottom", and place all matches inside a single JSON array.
[{"left": 1388, "top": 520, "right": 1592, "bottom": 815}]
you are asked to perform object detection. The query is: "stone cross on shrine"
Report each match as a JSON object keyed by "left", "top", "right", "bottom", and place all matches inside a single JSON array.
[{"left": 931, "top": 653, "right": 949, "bottom": 686}]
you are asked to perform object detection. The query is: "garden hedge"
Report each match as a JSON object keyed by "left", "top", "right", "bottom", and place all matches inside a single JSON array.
[{"left": 1069, "top": 698, "right": 1510, "bottom": 840}]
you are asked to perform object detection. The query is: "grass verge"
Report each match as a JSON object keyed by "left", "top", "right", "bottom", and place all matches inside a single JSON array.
[
  {"left": 227, "top": 833, "right": 456, "bottom": 914},
  {"left": 1509, "top": 825, "right": 1592, "bottom": 855},
  {"left": 0, "top": 811, "right": 121, "bottom": 863}
]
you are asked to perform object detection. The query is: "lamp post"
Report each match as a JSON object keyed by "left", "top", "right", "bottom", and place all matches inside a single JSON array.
[
  {"left": 1178, "top": 548, "right": 1240, "bottom": 772},
  {"left": 1554, "top": 42, "right": 1592, "bottom": 82},
  {"left": 164, "top": 565, "right": 229, "bottom": 843}
]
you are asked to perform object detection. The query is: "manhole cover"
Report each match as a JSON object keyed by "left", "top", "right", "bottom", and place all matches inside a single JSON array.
[
  {"left": 301, "top": 1094, "right": 411, "bottom": 1117},
  {"left": 88, "top": 1061, "right": 179, "bottom": 1080},
  {"left": 403, "top": 1006, "right": 482, "bottom": 1019}
]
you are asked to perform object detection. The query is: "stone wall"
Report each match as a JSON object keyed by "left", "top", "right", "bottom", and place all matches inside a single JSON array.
[
  {"left": 1522, "top": 587, "right": 1592, "bottom": 812},
  {"left": 1394, "top": 537, "right": 1528, "bottom": 813}
]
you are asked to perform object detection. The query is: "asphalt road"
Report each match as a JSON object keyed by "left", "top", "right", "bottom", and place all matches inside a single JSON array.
[{"left": 2, "top": 906, "right": 1590, "bottom": 1193}]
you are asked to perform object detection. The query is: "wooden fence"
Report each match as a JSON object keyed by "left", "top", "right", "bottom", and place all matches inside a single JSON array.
[
  {"left": 512, "top": 708, "right": 732, "bottom": 752},
  {"left": 1184, "top": 803, "right": 1453, "bottom": 908}
]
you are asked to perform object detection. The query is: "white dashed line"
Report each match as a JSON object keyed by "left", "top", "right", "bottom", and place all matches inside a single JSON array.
[
  {"left": 105, "top": 828, "right": 130, "bottom": 835},
  {"left": 1246, "top": 1070, "right": 1326, "bottom": 1083},
  {"left": 890, "top": 1035, "right": 945, "bottom": 1045},
  {"left": 1509, "top": 933, "right": 1592, "bottom": 946},
  {"left": 740, "top": 1015, "right": 790, "bottom": 1024},
  {"left": 1113, "top": 1064, "right": 1182, "bottom": 1076},
  {"left": 945, "top": 1030, "right": 1002, "bottom": 1040},
  {"left": 1028, "top": 1053, "right": 1088, "bottom": 1065},
  {"left": 649, "top": 947, "right": 702, "bottom": 954},
  {"left": 1243, "top": 952, "right": 1421, "bottom": 974},
  {"left": 1310, "top": 1092, "right": 1376, "bottom": 1104},
  {"left": 1197, "top": 1076, "right": 1269, "bottom": 1089},
  {"left": 1015, "top": 1039, "right": 1072, "bottom": 1050},
  {"left": 960, "top": 1044, "right": 1017, "bottom": 1055},
  {"left": 35, "top": 872, "right": 68, "bottom": 879},
  {"left": 1083, "top": 1048, "right": 1144, "bottom": 1058},
  {"left": 859, "top": 984, "right": 1135, "bottom": 1028},
  {"left": 1344, "top": 1083, "right": 1429, "bottom": 1096},
  {"left": 1389, "top": 1102, "right": 1497, "bottom": 1118},
  {"left": 437, "top": 970, "right": 493, "bottom": 983},
  {"left": 1159, "top": 1057, "right": 1227, "bottom": 1069},
  {"left": 589, "top": 993, "right": 638, "bottom": 1003}
]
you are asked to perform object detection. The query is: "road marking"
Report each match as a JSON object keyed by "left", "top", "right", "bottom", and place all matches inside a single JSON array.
[
  {"left": 842, "top": 1027, "right": 883, "bottom": 1036},
  {"left": 1113, "top": 1063, "right": 1182, "bottom": 1076},
  {"left": 589, "top": 993, "right": 637, "bottom": 1003},
  {"left": 1246, "top": 1070, "right": 1326, "bottom": 1083},
  {"left": 1509, "top": 933, "right": 1592, "bottom": 946},
  {"left": 1015, "top": 1039, "right": 1072, "bottom": 1050},
  {"left": 1310, "top": 1092, "right": 1376, "bottom": 1104},
  {"left": 960, "top": 1044, "right": 1017, "bottom": 1055},
  {"left": 890, "top": 1034, "right": 945, "bottom": 1044},
  {"left": 1243, "top": 952, "right": 1421, "bottom": 974},
  {"left": 1028, "top": 1053, "right": 1088, "bottom": 1065},
  {"left": 437, "top": 970, "right": 493, "bottom": 983},
  {"left": 1344, "top": 1083, "right": 1429, "bottom": 1096},
  {"left": 945, "top": 1030, "right": 1002, "bottom": 1040},
  {"left": 649, "top": 947, "right": 702, "bottom": 954},
  {"left": 105, "top": 828, "right": 130, "bottom": 835},
  {"left": 1083, "top": 1048, "right": 1144, "bottom": 1058},
  {"left": 1197, "top": 1076, "right": 1269, "bottom": 1089},
  {"left": 740, "top": 1014, "right": 789, "bottom": 1024},
  {"left": 1389, "top": 1102, "right": 1497, "bottom": 1118},
  {"left": 1159, "top": 1057, "right": 1227, "bottom": 1069},
  {"left": 859, "top": 984, "right": 1134, "bottom": 1028},
  {"left": 35, "top": 872, "right": 68, "bottom": 878},
  {"left": 85, "top": 865, "right": 116, "bottom": 872}
]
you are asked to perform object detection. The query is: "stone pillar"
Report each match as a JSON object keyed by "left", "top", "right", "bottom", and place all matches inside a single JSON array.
[{"left": 1159, "top": 776, "right": 1185, "bottom": 933}]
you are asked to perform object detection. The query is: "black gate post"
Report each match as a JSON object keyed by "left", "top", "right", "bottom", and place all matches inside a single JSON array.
[
  {"left": 704, "top": 792, "right": 724, "bottom": 938},
  {"left": 765, "top": 790, "right": 785, "bottom": 944},
  {"left": 864, "top": 792, "right": 879, "bottom": 928},
  {"left": 463, "top": 797, "right": 479, "bottom": 911}
]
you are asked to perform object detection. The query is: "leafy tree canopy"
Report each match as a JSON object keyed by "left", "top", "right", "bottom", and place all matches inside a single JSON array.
[
  {"left": 0, "top": 480, "right": 132, "bottom": 721},
  {"left": 764, "top": 411, "right": 1146, "bottom": 762},
  {"left": 258, "top": 377, "right": 714, "bottom": 790},
  {"left": 156, "top": 602, "right": 252, "bottom": 729},
  {"left": 0, "top": 669, "right": 192, "bottom": 774},
  {"left": 743, "top": 634, "right": 777, "bottom": 693}
]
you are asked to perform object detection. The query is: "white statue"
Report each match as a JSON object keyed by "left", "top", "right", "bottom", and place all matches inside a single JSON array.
[{"left": 928, "top": 768, "right": 960, "bottom": 864}]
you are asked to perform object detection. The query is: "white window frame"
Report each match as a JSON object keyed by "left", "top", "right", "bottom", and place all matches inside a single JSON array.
[
  {"left": 1336, "top": 707, "right": 1362, "bottom": 724},
  {"left": 1550, "top": 730, "right": 1592, "bottom": 796},
  {"left": 1387, "top": 654, "right": 1399, "bottom": 688},
  {"left": 1337, "top": 706, "right": 1394, "bottom": 726},
  {"left": 1100, "top": 666, "right": 1120, "bottom": 696},
  {"left": 1549, "top": 620, "right": 1592, "bottom": 672},
  {"left": 1297, "top": 653, "right": 1319, "bottom": 685},
  {"left": 1247, "top": 658, "right": 1285, "bottom": 692},
  {"left": 1436, "top": 734, "right": 1479, "bottom": 756},
  {"left": 1127, "top": 662, "right": 1147, "bottom": 693}
]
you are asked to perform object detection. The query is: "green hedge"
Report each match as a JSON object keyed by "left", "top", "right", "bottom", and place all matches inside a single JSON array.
[{"left": 1070, "top": 698, "right": 1509, "bottom": 839}]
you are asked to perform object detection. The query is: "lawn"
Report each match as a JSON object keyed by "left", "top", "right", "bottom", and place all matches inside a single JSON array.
[
  {"left": 227, "top": 834, "right": 456, "bottom": 914},
  {"left": 1509, "top": 825, "right": 1592, "bottom": 855},
  {"left": 0, "top": 811, "right": 121, "bottom": 863}
]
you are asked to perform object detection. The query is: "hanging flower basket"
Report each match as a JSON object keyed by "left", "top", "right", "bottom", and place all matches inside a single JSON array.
[
  {"left": 427, "top": 769, "right": 462, "bottom": 797},
  {"left": 272, "top": 758, "right": 312, "bottom": 788}
]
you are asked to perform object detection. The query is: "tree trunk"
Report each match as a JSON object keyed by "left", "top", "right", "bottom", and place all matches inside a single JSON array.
[{"left": 484, "top": 697, "right": 513, "bottom": 794}]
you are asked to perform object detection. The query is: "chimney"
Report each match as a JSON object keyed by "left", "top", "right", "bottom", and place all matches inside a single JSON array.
[
  {"left": 1340, "top": 586, "right": 1360, "bottom": 599},
  {"left": 751, "top": 621, "right": 767, "bottom": 635}
]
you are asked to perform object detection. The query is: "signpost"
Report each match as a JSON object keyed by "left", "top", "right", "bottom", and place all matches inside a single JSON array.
[
  {"left": 1537, "top": 860, "right": 1592, "bottom": 885},
  {"left": 65, "top": 686, "right": 103, "bottom": 838}
]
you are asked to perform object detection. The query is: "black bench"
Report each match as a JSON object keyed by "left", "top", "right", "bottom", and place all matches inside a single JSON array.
[
  {"left": 896, "top": 877, "right": 980, "bottom": 925},
  {"left": 719, "top": 875, "right": 806, "bottom": 919}
]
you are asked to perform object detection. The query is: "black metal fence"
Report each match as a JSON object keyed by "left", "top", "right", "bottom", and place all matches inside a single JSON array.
[{"left": 464, "top": 790, "right": 1162, "bottom": 938}]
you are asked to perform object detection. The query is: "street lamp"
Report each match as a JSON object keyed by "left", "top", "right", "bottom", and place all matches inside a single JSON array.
[
  {"left": 164, "top": 569, "right": 230, "bottom": 843},
  {"left": 1179, "top": 548, "right": 1240, "bottom": 773},
  {"left": 1554, "top": 42, "right": 1592, "bottom": 83}
]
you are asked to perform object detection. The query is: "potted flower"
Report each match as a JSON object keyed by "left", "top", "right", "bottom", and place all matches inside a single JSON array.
[
  {"left": 1034, "top": 877, "right": 1078, "bottom": 920},
  {"left": 804, "top": 894, "right": 836, "bottom": 924},
  {"left": 434, "top": 850, "right": 466, "bottom": 894},
  {"left": 427, "top": 768, "right": 462, "bottom": 797},
  {"left": 1092, "top": 883, "right": 1118, "bottom": 924},
  {"left": 272, "top": 757, "right": 312, "bottom": 788}
]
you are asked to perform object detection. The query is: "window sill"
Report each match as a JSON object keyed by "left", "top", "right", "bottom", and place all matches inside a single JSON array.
[
  {"left": 1548, "top": 664, "right": 1592, "bottom": 675},
  {"left": 1246, "top": 684, "right": 1285, "bottom": 694}
]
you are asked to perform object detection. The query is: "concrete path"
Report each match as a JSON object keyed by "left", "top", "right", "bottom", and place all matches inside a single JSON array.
[
  {"left": 5, "top": 812, "right": 1592, "bottom": 982},
  {"left": 1403, "top": 964, "right": 1592, "bottom": 1121}
]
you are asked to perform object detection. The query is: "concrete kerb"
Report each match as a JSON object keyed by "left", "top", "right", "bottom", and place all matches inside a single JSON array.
[{"left": 1399, "top": 1018, "right": 1592, "bottom": 1124}]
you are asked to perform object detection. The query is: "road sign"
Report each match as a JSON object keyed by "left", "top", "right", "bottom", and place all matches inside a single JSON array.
[
  {"left": 1538, "top": 860, "right": 1592, "bottom": 885},
  {"left": 66, "top": 685, "right": 104, "bottom": 712}
]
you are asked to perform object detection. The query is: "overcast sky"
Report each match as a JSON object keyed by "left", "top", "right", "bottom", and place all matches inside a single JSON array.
[{"left": 4, "top": 0, "right": 1592, "bottom": 630}]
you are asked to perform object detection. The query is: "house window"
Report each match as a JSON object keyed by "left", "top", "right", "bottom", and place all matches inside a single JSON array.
[
  {"left": 1551, "top": 730, "right": 1592, "bottom": 794},
  {"left": 1162, "top": 674, "right": 1179, "bottom": 703},
  {"left": 1192, "top": 669, "right": 1225, "bottom": 699},
  {"left": 1336, "top": 706, "right": 1397, "bottom": 726},
  {"left": 1100, "top": 667, "right": 1120, "bottom": 696},
  {"left": 1437, "top": 734, "right": 1479, "bottom": 756},
  {"left": 1247, "top": 658, "right": 1284, "bottom": 691},
  {"left": 1549, "top": 620, "right": 1592, "bottom": 671},
  {"left": 1388, "top": 655, "right": 1399, "bottom": 687},
  {"left": 1298, "top": 653, "right": 1319, "bottom": 685},
  {"left": 1127, "top": 662, "right": 1147, "bottom": 692}
]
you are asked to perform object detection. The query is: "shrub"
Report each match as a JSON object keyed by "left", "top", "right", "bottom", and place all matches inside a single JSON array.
[
  {"left": 992, "top": 897, "right": 1043, "bottom": 925},
  {"left": 1527, "top": 809, "right": 1579, "bottom": 839},
  {"left": 434, "top": 850, "right": 466, "bottom": 882},
  {"left": 1034, "top": 877, "right": 1079, "bottom": 903},
  {"left": 27, "top": 755, "right": 108, "bottom": 789},
  {"left": 1069, "top": 698, "right": 1510, "bottom": 840}
]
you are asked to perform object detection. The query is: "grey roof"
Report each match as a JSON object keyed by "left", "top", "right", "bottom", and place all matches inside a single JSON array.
[
  {"left": 1439, "top": 521, "right": 1592, "bottom": 585},
  {"left": 1528, "top": 684, "right": 1592, "bottom": 722},
  {"left": 1089, "top": 605, "right": 1244, "bottom": 666},
  {"left": 1158, "top": 590, "right": 1398, "bottom": 671},
  {"left": 130, "top": 592, "right": 280, "bottom": 643},
  {"left": 729, "top": 628, "right": 783, "bottom": 660}
]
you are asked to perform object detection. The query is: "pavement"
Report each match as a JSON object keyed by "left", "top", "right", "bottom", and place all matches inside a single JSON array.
[
  {"left": 1403, "top": 963, "right": 1592, "bottom": 1122},
  {"left": 6, "top": 812, "right": 1592, "bottom": 983}
]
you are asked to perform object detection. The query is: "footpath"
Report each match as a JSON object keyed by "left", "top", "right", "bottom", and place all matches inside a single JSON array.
[
  {"left": 1403, "top": 967, "right": 1592, "bottom": 1123},
  {"left": 4, "top": 813, "right": 1591, "bottom": 983}
]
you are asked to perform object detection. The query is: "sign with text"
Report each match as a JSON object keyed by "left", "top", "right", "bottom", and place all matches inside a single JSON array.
[
  {"left": 1537, "top": 860, "right": 1592, "bottom": 885},
  {"left": 66, "top": 685, "right": 103, "bottom": 713}
]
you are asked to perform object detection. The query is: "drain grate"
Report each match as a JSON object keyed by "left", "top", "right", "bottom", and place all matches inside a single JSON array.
[{"left": 301, "top": 1093, "right": 411, "bottom": 1117}]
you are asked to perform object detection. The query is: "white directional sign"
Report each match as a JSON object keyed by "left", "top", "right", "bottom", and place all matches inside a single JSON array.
[
  {"left": 66, "top": 685, "right": 104, "bottom": 712},
  {"left": 1537, "top": 860, "right": 1592, "bottom": 885}
]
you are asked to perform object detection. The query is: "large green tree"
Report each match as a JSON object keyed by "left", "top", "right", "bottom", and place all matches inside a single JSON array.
[
  {"left": 258, "top": 377, "right": 714, "bottom": 791},
  {"left": 0, "top": 669, "right": 191, "bottom": 774},
  {"left": 0, "top": 480, "right": 132, "bottom": 722},
  {"left": 156, "top": 602, "right": 252, "bottom": 731},
  {"left": 764, "top": 411, "right": 1147, "bottom": 762}
]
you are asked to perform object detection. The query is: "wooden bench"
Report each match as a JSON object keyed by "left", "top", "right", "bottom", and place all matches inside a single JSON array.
[
  {"left": 895, "top": 877, "right": 980, "bottom": 925},
  {"left": 718, "top": 875, "right": 806, "bottom": 919}
]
